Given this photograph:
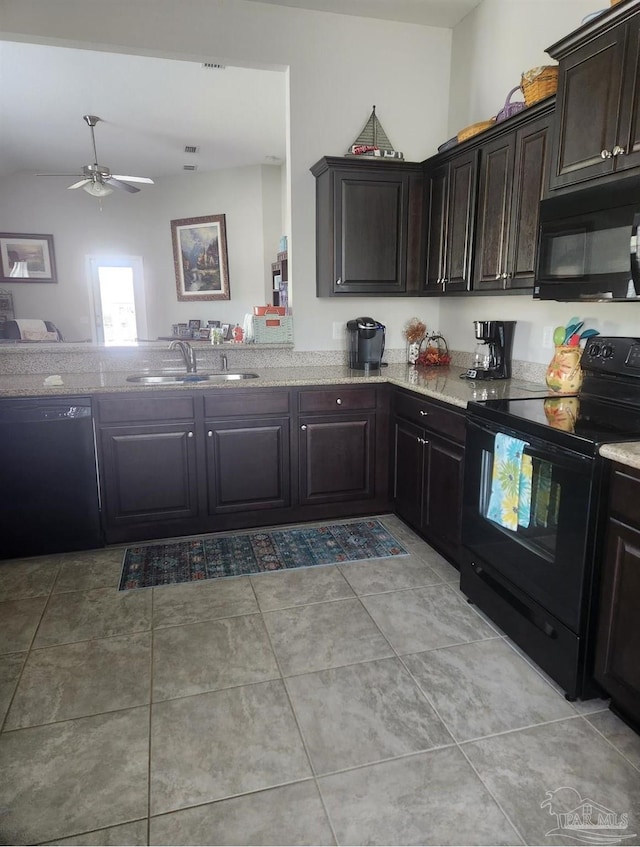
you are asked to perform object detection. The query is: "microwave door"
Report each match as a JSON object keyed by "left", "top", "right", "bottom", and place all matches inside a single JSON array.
[{"left": 632, "top": 213, "right": 640, "bottom": 294}]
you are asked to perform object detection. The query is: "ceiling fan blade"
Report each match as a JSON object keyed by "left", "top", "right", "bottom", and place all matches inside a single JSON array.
[
  {"left": 67, "top": 179, "right": 92, "bottom": 190},
  {"left": 107, "top": 177, "right": 140, "bottom": 193},
  {"left": 112, "top": 175, "right": 154, "bottom": 184}
]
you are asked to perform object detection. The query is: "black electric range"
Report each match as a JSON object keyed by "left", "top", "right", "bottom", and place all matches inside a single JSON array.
[
  {"left": 467, "top": 336, "right": 640, "bottom": 456},
  {"left": 460, "top": 337, "right": 640, "bottom": 700}
]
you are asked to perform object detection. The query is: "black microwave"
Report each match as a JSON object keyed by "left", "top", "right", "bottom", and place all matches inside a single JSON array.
[{"left": 534, "top": 177, "right": 640, "bottom": 301}]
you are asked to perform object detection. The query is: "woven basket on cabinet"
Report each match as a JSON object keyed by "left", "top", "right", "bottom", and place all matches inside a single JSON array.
[
  {"left": 521, "top": 66, "right": 559, "bottom": 106},
  {"left": 457, "top": 118, "right": 496, "bottom": 143}
]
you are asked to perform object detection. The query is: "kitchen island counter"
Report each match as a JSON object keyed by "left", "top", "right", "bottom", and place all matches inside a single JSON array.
[{"left": 0, "top": 364, "right": 550, "bottom": 408}]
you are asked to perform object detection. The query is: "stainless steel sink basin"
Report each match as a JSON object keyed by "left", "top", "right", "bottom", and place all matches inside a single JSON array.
[{"left": 126, "top": 372, "right": 259, "bottom": 384}]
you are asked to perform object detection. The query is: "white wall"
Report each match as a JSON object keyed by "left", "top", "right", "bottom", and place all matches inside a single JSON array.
[
  {"left": 1, "top": 0, "right": 452, "bottom": 352},
  {"left": 0, "top": 165, "right": 281, "bottom": 341}
]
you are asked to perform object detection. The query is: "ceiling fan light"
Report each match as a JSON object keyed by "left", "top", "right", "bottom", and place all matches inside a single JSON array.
[{"left": 83, "top": 181, "right": 114, "bottom": 197}]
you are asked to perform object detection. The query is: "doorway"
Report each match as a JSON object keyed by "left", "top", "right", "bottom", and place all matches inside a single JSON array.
[{"left": 88, "top": 256, "right": 148, "bottom": 345}]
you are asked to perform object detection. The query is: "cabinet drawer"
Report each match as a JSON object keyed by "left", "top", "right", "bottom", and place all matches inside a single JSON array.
[
  {"left": 609, "top": 464, "right": 640, "bottom": 526},
  {"left": 204, "top": 389, "right": 290, "bottom": 418},
  {"left": 298, "top": 387, "right": 376, "bottom": 413},
  {"left": 96, "top": 393, "right": 195, "bottom": 423},
  {"left": 394, "top": 390, "right": 466, "bottom": 443}
]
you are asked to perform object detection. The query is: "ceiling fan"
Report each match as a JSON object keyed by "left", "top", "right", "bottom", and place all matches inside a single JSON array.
[{"left": 38, "top": 115, "right": 154, "bottom": 196}]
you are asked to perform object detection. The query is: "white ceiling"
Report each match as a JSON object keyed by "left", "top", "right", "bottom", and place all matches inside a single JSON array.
[
  {"left": 0, "top": 41, "right": 288, "bottom": 181},
  {"left": 247, "top": 0, "right": 482, "bottom": 28},
  {"left": 0, "top": 1, "right": 478, "bottom": 183}
]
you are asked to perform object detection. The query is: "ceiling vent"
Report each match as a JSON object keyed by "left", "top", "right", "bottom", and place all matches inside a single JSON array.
[
  {"left": 183, "top": 164, "right": 198, "bottom": 171},
  {"left": 184, "top": 145, "right": 199, "bottom": 154},
  {"left": 202, "top": 63, "right": 226, "bottom": 70}
]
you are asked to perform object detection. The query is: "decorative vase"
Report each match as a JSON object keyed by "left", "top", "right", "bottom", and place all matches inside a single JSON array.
[
  {"left": 407, "top": 341, "right": 421, "bottom": 364},
  {"left": 545, "top": 345, "right": 583, "bottom": 394}
]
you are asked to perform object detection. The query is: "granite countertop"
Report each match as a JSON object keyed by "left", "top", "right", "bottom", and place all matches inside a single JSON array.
[
  {"left": 0, "top": 363, "right": 552, "bottom": 408},
  {"left": 599, "top": 443, "right": 640, "bottom": 471}
]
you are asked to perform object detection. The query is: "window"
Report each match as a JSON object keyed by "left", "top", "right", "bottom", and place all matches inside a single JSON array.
[{"left": 88, "top": 256, "right": 148, "bottom": 345}]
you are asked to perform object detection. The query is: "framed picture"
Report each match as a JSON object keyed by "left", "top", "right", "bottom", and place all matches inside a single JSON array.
[
  {"left": 171, "top": 214, "right": 230, "bottom": 301},
  {"left": 188, "top": 319, "right": 201, "bottom": 330},
  {"left": 0, "top": 233, "right": 57, "bottom": 283},
  {"left": 221, "top": 322, "right": 231, "bottom": 340}
]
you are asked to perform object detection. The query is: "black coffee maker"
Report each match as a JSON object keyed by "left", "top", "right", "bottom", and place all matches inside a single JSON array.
[
  {"left": 463, "top": 320, "right": 516, "bottom": 380},
  {"left": 347, "top": 317, "right": 385, "bottom": 370}
]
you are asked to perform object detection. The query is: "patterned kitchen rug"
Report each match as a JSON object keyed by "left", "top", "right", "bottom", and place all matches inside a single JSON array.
[{"left": 119, "top": 518, "right": 408, "bottom": 590}]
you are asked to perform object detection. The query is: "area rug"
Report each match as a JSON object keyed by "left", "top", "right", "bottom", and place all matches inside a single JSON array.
[{"left": 119, "top": 519, "right": 408, "bottom": 590}]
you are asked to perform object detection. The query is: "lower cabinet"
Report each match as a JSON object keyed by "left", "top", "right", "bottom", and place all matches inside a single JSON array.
[
  {"left": 594, "top": 462, "right": 640, "bottom": 729},
  {"left": 95, "top": 384, "right": 390, "bottom": 544},
  {"left": 393, "top": 388, "right": 466, "bottom": 566}
]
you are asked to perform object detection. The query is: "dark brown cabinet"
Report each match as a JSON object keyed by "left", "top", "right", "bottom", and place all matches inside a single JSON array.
[
  {"left": 473, "top": 113, "right": 551, "bottom": 291},
  {"left": 392, "top": 389, "right": 466, "bottom": 565},
  {"left": 204, "top": 389, "right": 290, "bottom": 515},
  {"left": 297, "top": 387, "right": 380, "bottom": 505},
  {"left": 547, "top": 4, "right": 640, "bottom": 191},
  {"left": 424, "top": 149, "right": 478, "bottom": 294},
  {"left": 311, "top": 156, "right": 423, "bottom": 296},
  {"left": 595, "top": 462, "right": 640, "bottom": 728}
]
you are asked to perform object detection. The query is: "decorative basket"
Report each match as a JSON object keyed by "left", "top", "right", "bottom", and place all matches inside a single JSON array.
[
  {"left": 251, "top": 309, "right": 293, "bottom": 344},
  {"left": 521, "top": 66, "right": 559, "bottom": 106},
  {"left": 437, "top": 136, "right": 459, "bottom": 153},
  {"left": 253, "top": 305, "right": 286, "bottom": 316},
  {"left": 415, "top": 333, "right": 451, "bottom": 367},
  {"left": 457, "top": 118, "right": 496, "bottom": 143},
  {"left": 496, "top": 86, "right": 526, "bottom": 123}
]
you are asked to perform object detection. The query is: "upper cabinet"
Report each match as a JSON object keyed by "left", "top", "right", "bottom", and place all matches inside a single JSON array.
[
  {"left": 423, "top": 98, "right": 554, "bottom": 296},
  {"left": 311, "top": 156, "right": 424, "bottom": 297},
  {"left": 474, "top": 113, "right": 551, "bottom": 291},
  {"left": 547, "top": 1, "right": 640, "bottom": 192},
  {"left": 424, "top": 149, "right": 478, "bottom": 294}
]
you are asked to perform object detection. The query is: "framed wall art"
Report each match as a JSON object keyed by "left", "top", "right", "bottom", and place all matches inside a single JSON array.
[
  {"left": 171, "top": 214, "right": 230, "bottom": 301},
  {"left": 0, "top": 233, "right": 57, "bottom": 283}
]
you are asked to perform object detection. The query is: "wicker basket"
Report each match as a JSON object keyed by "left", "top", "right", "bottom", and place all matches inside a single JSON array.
[
  {"left": 457, "top": 118, "right": 496, "bottom": 143},
  {"left": 251, "top": 312, "right": 293, "bottom": 344},
  {"left": 521, "top": 66, "right": 559, "bottom": 106}
]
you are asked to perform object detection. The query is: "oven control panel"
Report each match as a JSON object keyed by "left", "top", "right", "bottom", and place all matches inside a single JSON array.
[{"left": 582, "top": 337, "right": 640, "bottom": 376}]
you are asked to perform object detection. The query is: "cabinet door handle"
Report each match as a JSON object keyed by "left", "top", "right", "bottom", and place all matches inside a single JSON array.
[
  {"left": 336, "top": 398, "right": 342, "bottom": 405},
  {"left": 502, "top": 272, "right": 508, "bottom": 279},
  {"left": 612, "top": 145, "right": 626, "bottom": 156},
  {"left": 419, "top": 410, "right": 429, "bottom": 416},
  {"left": 418, "top": 437, "right": 429, "bottom": 445},
  {"left": 335, "top": 278, "right": 342, "bottom": 286},
  {"left": 443, "top": 278, "right": 448, "bottom": 285},
  {"left": 301, "top": 425, "right": 307, "bottom": 431},
  {"left": 601, "top": 149, "right": 613, "bottom": 159},
  {"left": 207, "top": 430, "right": 213, "bottom": 437},
  {"left": 187, "top": 431, "right": 194, "bottom": 438}
]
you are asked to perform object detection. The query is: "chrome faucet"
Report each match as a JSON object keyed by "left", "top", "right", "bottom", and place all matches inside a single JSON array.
[
  {"left": 169, "top": 340, "right": 197, "bottom": 373},
  {"left": 221, "top": 353, "right": 228, "bottom": 372}
]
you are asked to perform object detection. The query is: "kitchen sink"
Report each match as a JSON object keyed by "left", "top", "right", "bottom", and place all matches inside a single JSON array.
[{"left": 126, "top": 372, "right": 259, "bottom": 384}]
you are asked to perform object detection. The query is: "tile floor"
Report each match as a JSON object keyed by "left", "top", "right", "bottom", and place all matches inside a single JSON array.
[{"left": 0, "top": 515, "right": 639, "bottom": 846}]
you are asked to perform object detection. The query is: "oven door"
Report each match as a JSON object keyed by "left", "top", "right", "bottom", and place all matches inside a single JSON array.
[{"left": 462, "top": 417, "right": 598, "bottom": 633}]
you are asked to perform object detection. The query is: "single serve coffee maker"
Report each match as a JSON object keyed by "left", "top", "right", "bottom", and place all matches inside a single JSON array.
[
  {"left": 463, "top": 320, "right": 515, "bottom": 380},
  {"left": 347, "top": 317, "right": 385, "bottom": 370}
]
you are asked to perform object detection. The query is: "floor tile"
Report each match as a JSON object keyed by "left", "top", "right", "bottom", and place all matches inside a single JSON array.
[
  {"left": 570, "top": 695, "right": 612, "bottom": 715},
  {"left": 150, "top": 781, "right": 334, "bottom": 846},
  {"left": 152, "top": 614, "right": 279, "bottom": 701},
  {"left": 338, "top": 553, "right": 442, "bottom": 595},
  {"left": 463, "top": 717, "right": 640, "bottom": 846},
  {"left": 413, "top": 546, "right": 460, "bottom": 584},
  {"left": 33, "top": 586, "right": 152, "bottom": 648},
  {"left": 53, "top": 549, "right": 125, "bottom": 594},
  {"left": 250, "top": 565, "right": 354, "bottom": 610},
  {"left": 318, "top": 747, "right": 521, "bottom": 845},
  {"left": 286, "top": 657, "right": 452, "bottom": 773},
  {"left": 0, "top": 651, "right": 26, "bottom": 726},
  {"left": 0, "top": 596, "right": 47, "bottom": 654},
  {"left": 361, "top": 584, "right": 496, "bottom": 655},
  {"left": 5, "top": 632, "right": 151, "bottom": 729},
  {"left": 0, "top": 706, "right": 149, "bottom": 845},
  {"left": 41, "top": 819, "right": 148, "bottom": 846},
  {"left": 150, "top": 680, "right": 311, "bottom": 815},
  {"left": 586, "top": 710, "right": 640, "bottom": 771},
  {"left": 152, "top": 576, "right": 258, "bottom": 628},
  {"left": 403, "top": 639, "right": 574, "bottom": 741},
  {"left": 0, "top": 556, "right": 60, "bottom": 602},
  {"left": 262, "top": 598, "right": 393, "bottom": 676}
]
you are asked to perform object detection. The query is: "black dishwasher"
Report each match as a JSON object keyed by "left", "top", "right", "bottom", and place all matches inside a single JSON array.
[{"left": 0, "top": 397, "right": 103, "bottom": 560}]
